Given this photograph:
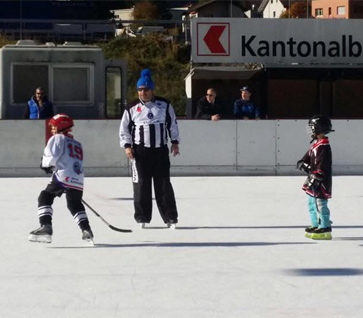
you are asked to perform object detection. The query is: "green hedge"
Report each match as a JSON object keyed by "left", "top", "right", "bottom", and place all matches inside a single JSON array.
[{"left": 100, "top": 34, "right": 191, "bottom": 116}]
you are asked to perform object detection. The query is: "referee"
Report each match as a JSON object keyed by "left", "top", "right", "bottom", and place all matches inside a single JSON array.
[{"left": 119, "top": 69, "right": 180, "bottom": 229}]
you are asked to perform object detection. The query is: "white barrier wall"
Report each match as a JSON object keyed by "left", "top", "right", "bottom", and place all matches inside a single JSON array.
[
  {"left": 0, "top": 120, "right": 44, "bottom": 176},
  {"left": 171, "top": 121, "right": 237, "bottom": 175},
  {"left": 74, "top": 120, "right": 129, "bottom": 176},
  {"left": 0, "top": 119, "right": 362, "bottom": 177}
]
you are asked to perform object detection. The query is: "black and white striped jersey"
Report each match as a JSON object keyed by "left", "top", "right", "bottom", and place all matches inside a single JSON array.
[{"left": 119, "top": 96, "right": 180, "bottom": 148}]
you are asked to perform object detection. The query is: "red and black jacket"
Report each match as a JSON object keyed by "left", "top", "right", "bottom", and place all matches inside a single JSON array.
[{"left": 300, "top": 137, "right": 332, "bottom": 199}]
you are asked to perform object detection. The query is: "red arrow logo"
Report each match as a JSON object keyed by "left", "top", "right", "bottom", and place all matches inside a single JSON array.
[{"left": 203, "top": 25, "right": 226, "bottom": 54}]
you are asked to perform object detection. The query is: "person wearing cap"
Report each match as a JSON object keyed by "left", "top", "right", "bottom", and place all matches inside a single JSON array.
[
  {"left": 119, "top": 69, "right": 180, "bottom": 229},
  {"left": 234, "top": 86, "right": 260, "bottom": 120},
  {"left": 194, "top": 88, "right": 224, "bottom": 121}
]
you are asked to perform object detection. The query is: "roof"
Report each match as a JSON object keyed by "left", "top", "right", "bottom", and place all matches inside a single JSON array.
[
  {"left": 185, "top": 66, "right": 263, "bottom": 80},
  {"left": 189, "top": 0, "right": 245, "bottom": 13},
  {"left": 258, "top": 0, "right": 289, "bottom": 12}
]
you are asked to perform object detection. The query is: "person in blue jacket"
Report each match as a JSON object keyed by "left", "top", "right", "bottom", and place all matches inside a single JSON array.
[
  {"left": 234, "top": 86, "right": 260, "bottom": 120},
  {"left": 24, "top": 87, "right": 54, "bottom": 119}
]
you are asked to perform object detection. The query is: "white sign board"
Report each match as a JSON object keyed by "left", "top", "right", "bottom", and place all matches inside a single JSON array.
[{"left": 192, "top": 18, "right": 363, "bottom": 65}]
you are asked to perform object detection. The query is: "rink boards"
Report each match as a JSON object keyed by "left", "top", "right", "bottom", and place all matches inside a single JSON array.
[{"left": 0, "top": 119, "right": 363, "bottom": 176}]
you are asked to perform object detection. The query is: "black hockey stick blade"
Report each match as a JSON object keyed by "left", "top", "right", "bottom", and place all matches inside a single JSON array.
[
  {"left": 109, "top": 224, "right": 132, "bottom": 233},
  {"left": 82, "top": 199, "right": 132, "bottom": 233}
]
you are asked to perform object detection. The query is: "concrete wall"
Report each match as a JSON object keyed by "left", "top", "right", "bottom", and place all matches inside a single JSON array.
[{"left": 0, "top": 119, "right": 362, "bottom": 177}]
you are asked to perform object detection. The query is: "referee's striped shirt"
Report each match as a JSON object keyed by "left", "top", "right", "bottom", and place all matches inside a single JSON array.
[{"left": 119, "top": 96, "right": 180, "bottom": 148}]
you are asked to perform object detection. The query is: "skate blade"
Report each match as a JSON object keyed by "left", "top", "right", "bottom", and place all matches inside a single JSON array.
[
  {"left": 84, "top": 239, "right": 95, "bottom": 246},
  {"left": 28, "top": 234, "right": 52, "bottom": 243},
  {"left": 311, "top": 233, "right": 332, "bottom": 240}
]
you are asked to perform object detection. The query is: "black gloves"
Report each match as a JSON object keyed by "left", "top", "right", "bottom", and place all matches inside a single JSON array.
[
  {"left": 306, "top": 172, "right": 324, "bottom": 189},
  {"left": 311, "top": 172, "right": 324, "bottom": 182},
  {"left": 296, "top": 160, "right": 310, "bottom": 175},
  {"left": 40, "top": 163, "right": 53, "bottom": 174}
]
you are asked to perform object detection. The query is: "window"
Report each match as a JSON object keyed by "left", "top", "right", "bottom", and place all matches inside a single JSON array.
[
  {"left": 11, "top": 63, "right": 94, "bottom": 105},
  {"left": 12, "top": 64, "right": 49, "bottom": 103},
  {"left": 106, "top": 67, "right": 123, "bottom": 118},
  {"left": 337, "top": 6, "right": 345, "bottom": 15},
  {"left": 328, "top": 7, "right": 332, "bottom": 15},
  {"left": 353, "top": 5, "right": 363, "bottom": 14},
  {"left": 315, "top": 8, "right": 323, "bottom": 16},
  {"left": 53, "top": 66, "right": 93, "bottom": 103},
  {"left": 273, "top": 11, "right": 276, "bottom": 17}
]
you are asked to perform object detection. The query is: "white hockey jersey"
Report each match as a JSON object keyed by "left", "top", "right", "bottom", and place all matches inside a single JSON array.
[{"left": 42, "top": 134, "right": 84, "bottom": 191}]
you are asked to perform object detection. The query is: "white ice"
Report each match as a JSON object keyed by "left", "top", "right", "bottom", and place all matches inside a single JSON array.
[{"left": 1, "top": 176, "right": 363, "bottom": 318}]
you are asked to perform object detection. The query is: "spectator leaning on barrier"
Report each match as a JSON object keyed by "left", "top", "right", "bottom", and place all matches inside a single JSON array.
[
  {"left": 119, "top": 69, "right": 180, "bottom": 229},
  {"left": 24, "top": 87, "right": 54, "bottom": 119},
  {"left": 194, "top": 88, "right": 224, "bottom": 121},
  {"left": 234, "top": 86, "right": 260, "bottom": 120}
]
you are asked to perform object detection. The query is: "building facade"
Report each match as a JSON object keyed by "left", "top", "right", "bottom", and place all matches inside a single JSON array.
[
  {"left": 312, "top": 0, "right": 363, "bottom": 19},
  {"left": 258, "top": 0, "right": 288, "bottom": 18}
]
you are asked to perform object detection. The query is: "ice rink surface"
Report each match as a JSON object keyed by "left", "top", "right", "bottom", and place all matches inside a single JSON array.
[{"left": 1, "top": 176, "right": 363, "bottom": 318}]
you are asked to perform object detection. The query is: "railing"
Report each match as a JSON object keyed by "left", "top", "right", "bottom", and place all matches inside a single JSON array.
[{"left": 0, "top": 18, "right": 190, "bottom": 41}]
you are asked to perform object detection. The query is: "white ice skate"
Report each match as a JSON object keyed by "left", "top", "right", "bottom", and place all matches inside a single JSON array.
[
  {"left": 82, "top": 229, "right": 94, "bottom": 246},
  {"left": 167, "top": 222, "right": 177, "bottom": 230}
]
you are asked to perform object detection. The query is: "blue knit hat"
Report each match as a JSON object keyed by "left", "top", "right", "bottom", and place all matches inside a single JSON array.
[{"left": 136, "top": 69, "right": 154, "bottom": 90}]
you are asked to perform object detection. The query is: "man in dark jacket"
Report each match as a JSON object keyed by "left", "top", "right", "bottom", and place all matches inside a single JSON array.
[
  {"left": 194, "top": 88, "right": 224, "bottom": 121},
  {"left": 234, "top": 86, "right": 260, "bottom": 120},
  {"left": 24, "top": 87, "right": 54, "bottom": 119}
]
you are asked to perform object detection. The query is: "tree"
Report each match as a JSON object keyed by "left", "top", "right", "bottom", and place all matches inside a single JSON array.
[
  {"left": 0, "top": 35, "right": 14, "bottom": 48},
  {"left": 101, "top": 34, "right": 190, "bottom": 116},
  {"left": 132, "top": 1, "right": 160, "bottom": 20},
  {"left": 280, "top": 1, "right": 311, "bottom": 19}
]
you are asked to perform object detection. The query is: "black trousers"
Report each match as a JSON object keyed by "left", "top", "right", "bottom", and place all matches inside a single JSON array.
[
  {"left": 132, "top": 145, "right": 178, "bottom": 224},
  {"left": 38, "top": 175, "right": 90, "bottom": 231}
]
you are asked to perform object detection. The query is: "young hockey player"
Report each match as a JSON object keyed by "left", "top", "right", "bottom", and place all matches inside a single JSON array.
[
  {"left": 28, "top": 113, "right": 94, "bottom": 244},
  {"left": 297, "top": 115, "right": 334, "bottom": 240}
]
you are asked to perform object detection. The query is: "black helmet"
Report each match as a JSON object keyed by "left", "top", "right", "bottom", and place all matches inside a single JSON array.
[{"left": 308, "top": 114, "right": 334, "bottom": 138}]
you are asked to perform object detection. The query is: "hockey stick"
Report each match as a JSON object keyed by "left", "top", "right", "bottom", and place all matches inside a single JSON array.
[{"left": 82, "top": 199, "right": 132, "bottom": 233}]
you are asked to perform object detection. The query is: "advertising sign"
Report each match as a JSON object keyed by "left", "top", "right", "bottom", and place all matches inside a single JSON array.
[{"left": 192, "top": 18, "right": 363, "bottom": 65}]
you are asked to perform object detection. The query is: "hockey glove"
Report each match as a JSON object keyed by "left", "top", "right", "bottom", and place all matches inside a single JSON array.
[
  {"left": 306, "top": 172, "right": 324, "bottom": 189},
  {"left": 40, "top": 164, "right": 54, "bottom": 174},
  {"left": 296, "top": 160, "right": 310, "bottom": 175}
]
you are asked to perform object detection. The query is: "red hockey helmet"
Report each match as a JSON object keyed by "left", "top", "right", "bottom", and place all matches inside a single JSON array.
[{"left": 49, "top": 113, "right": 74, "bottom": 133}]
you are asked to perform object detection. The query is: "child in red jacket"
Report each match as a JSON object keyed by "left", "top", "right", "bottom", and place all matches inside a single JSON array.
[{"left": 297, "top": 115, "right": 334, "bottom": 240}]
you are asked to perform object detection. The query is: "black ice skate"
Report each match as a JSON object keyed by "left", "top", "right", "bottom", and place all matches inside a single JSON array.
[
  {"left": 304, "top": 226, "right": 318, "bottom": 238},
  {"left": 28, "top": 224, "right": 53, "bottom": 243},
  {"left": 82, "top": 229, "right": 94, "bottom": 245}
]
